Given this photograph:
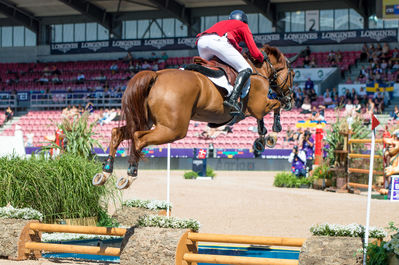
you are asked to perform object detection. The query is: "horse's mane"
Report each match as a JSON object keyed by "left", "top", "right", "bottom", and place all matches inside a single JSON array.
[{"left": 261, "top": 45, "right": 286, "bottom": 66}]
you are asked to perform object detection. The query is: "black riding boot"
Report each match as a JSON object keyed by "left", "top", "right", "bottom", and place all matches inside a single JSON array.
[{"left": 224, "top": 68, "right": 251, "bottom": 118}]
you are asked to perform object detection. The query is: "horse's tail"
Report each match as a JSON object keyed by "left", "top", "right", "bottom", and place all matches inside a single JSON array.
[{"left": 122, "top": 70, "right": 157, "bottom": 163}]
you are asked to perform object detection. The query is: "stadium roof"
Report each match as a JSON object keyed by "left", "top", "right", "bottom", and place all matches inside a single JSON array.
[{"left": 0, "top": 0, "right": 375, "bottom": 35}]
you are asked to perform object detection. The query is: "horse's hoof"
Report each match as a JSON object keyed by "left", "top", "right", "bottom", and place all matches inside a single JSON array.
[
  {"left": 272, "top": 123, "right": 282, "bottom": 133},
  {"left": 265, "top": 135, "right": 277, "bottom": 148},
  {"left": 253, "top": 137, "right": 265, "bottom": 153},
  {"left": 92, "top": 172, "right": 110, "bottom": 186},
  {"left": 116, "top": 176, "right": 137, "bottom": 190}
]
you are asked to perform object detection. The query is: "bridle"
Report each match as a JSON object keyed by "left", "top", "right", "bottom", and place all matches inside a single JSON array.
[{"left": 249, "top": 52, "right": 294, "bottom": 110}]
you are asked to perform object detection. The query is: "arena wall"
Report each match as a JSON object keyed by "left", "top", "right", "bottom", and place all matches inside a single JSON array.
[{"left": 113, "top": 157, "right": 291, "bottom": 171}]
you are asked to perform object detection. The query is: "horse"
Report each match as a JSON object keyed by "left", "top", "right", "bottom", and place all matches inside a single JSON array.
[{"left": 93, "top": 45, "right": 300, "bottom": 189}]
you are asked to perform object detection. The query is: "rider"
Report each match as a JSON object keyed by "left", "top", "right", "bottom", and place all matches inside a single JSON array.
[{"left": 196, "top": 10, "right": 264, "bottom": 118}]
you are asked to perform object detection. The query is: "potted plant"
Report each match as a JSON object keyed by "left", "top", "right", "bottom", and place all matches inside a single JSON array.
[
  {"left": 311, "top": 164, "right": 333, "bottom": 189},
  {"left": 384, "top": 222, "right": 399, "bottom": 265}
]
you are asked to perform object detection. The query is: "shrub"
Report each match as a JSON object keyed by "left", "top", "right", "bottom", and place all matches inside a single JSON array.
[
  {"left": 0, "top": 153, "right": 119, "bottom": 222},
  {"left": 367, "top": 242, "right": 388, "bottom": 265},
  {"left": 137, "top": 215, "right": 200, "bottom": 232},
  {"left": 273, "top": 172, "right": 311, "bottom": 188},
  {"left": 310, "top": 223, "right": 386, "bottom": 239},
  {"left": 123, "top": 199, "right": 172, "bottom": 210},
  {"left": 206, "top": 167, "right": 216, "bottom": 177},
  {"left": 184, "top": 171, "right": 198, "bottom": 179},
  {"left": 311, "top": 164, "right": 332, "bottom": 181}
]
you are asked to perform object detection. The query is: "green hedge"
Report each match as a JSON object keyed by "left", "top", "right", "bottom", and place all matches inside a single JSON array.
[
  {"left": 273, "top": 172, "right": 312, "bottom": 188},
  {"left": 0, "top": 154, "right": 118, "bottom": 222}
]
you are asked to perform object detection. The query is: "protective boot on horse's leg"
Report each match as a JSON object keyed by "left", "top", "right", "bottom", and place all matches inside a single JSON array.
[{"left": 224, "top": 68, "right": 251, "bottom": 119}]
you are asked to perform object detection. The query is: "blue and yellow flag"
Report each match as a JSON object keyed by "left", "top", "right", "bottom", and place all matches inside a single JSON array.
[{"left": 366, "top": 81, "right": 394, "bottom": 93}]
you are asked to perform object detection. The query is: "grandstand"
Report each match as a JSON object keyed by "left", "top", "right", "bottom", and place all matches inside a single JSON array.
[{"left": 0, "top": 0, "right": 398, "bottom": 153}]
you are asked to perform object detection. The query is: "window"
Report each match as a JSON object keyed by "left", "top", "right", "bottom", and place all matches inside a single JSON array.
[
  {"left": 63, "top": 24, "right": 74, "bottom": 42},
  {"left": 175, "top": 20, "right": 187, "bottom": 37},
  {"left": 368, "top": 16, "right": 383, "bottom": 29},
  {"left": 53, "top": 24, "right": 63, "bottom": 43},
  {"left": 2, "top": 27, "right": 12, "bottom": 47},
  {"left": 74, "top": 23, "right": 85, "bottom": 41},
  {"left": 320, "top": 10, "right": 334, "bottom": 31},
  {"left": 162, "top": 18, "right": 174, "bottom": 37},
  {"left": 349, "top": 9, "right": 363, "bottom": 29},
  {"left": 97, "top": 24, "right": 109, "bottom": 40},
  {"left": 150, "top": 19, "right": 162, "bottom": 38},
  {"left": 284, "top": 12, "right": 291, "bottom": 32},
  {"left": 138, "top": 20, "right": 150, "bottom": 38},
  {"left": 334, "top": 9, "right": 349, "bottom": 30},
  {"left": 248, "top": 14, "right": 259, "bottom": 34},
  {"left": 259, "top": 14, "right": 272, "bottom": 33},
  {"left": 291, "top": 11, "right": 305, "bottom": 32},
  {"left": 204, "top": 16, "right": 217, "bottom": 30},
  {"left": 124, "top": 20, "right": 137, "bottom": 39},
  {"left": 384, "top": 19, "right": 399, "bottom": 28},
  {"left": 25, "top": 28, "right": 36, "bottom": 46},
  {"left": 86, "top": 23, "right": 97, "bottom": 41},
  {"left": 13, "top": 26, "right": 24, "bottom": 47}
]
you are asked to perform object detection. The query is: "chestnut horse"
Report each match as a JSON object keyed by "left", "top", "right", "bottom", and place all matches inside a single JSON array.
[{"left": 93, "top": 45, "right": 299, "bottom": 189}]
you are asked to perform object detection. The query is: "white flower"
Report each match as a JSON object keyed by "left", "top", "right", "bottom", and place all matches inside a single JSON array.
[
  {"left": 0, "top": 205, "right": 43, "bottom": 221},
  {"left": 123, "top": 199, "right": 172, "bottom": 210}
]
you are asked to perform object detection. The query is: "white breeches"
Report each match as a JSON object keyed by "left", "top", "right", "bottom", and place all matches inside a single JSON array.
[{"left": 197, "top": 34, "right": 252, "bottom": 73}]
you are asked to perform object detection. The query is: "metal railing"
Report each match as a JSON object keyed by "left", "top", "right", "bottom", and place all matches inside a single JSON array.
[{"left": 30, "top": 92, "right": 122, "bottom": 109}]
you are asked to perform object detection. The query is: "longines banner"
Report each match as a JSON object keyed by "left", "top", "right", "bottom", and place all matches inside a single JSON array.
[{"left": 50, "top": 29, "right": 398, "bottom": 55}]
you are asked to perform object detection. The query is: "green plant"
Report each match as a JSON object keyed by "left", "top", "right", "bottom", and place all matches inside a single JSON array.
[
  {"left": 310, "top": 223, "right": 386, "bottom": 239},
  {"left": 311, "top": 164, "right": 333, "bottom": 181},
  {"left": 206, "top": 167, "right": 216, "bottom": 177},
  {"left": 123, "top": 199, "right": 172, "bottom": 210},
  {"left": 42, "top": 112, "right": 102, "bottom": 159},
  {"left": 184, "top": 171, "right": 198, "bottom": 179},
  {"left": 324, "top": 113, "right": 369, "bottom": 166},
  {"left": 273, "top": 172, "right": 311, "bottom": 188},
  {"left": 367, "top": 242, "right": 388, "bottom": 265},
  {"left": 0, "top": 153, "right": 119, "bottom": 222},
  {"left": 97, "top": 208, "right": 120, "bottom": 227},
  {"left": 137, "top": 215, "right": 200, "bottom": 232}
]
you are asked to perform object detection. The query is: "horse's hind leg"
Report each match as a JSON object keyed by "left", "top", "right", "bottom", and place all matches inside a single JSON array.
[
  {"left": 93, "top": 126, "right": 128, "bottom": 186},
  {"left": 116, "top": 124, "right": 188, "bottom": 190}
]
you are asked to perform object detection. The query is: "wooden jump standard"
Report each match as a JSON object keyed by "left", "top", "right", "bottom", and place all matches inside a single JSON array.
[
  {"left": 176, "top": 231, "right": 305, "bottom": 265},
  {"left": 24, "top": 223, "right": 127, "bottom": 258}
]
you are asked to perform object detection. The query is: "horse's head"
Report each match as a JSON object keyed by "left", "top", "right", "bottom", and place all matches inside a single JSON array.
[{"left": 258, "top": 45, "right": 298, "bottom": 111}]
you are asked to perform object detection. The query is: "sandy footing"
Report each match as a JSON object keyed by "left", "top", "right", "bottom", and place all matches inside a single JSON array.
[{"left": 1, "top": 169, "right": 397, "bottom": 265}]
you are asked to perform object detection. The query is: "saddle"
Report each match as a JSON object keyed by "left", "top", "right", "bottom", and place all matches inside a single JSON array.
[{"left": 186, "top": 56, "right": 238, "bottom": 87}]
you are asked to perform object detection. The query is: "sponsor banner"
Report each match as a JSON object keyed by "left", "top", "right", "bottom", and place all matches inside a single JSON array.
[
  {"left": 50, "top": 29, "right": 399, "bottom": 55},
  {"left": 383, "top": 0, "right": 399, "bottom": 19},
  {"left": 293, "top": 68, "right": 336, "bottom": 82}
]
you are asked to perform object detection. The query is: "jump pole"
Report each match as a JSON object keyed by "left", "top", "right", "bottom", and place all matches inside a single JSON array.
[{"left": 167, "top": 143, "right": 171, "bottom": 217}]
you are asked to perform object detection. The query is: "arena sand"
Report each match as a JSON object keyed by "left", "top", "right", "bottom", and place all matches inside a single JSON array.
[{"left": 2, "top": 169, "right": 398, "bottom": 265}]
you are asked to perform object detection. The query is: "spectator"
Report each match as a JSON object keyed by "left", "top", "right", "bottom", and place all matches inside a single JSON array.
[
  {"left": 62, "top": 105, "right": 71, "bottom": 119},
  {"left": 150, "top": 52, "right": 158, "bottom": 62},
  {"left": 288, "top": 145, "right": 307, "bottom": 177},
  {"left": 382, "top": 43, "right": 390, "bottom": 57},
  {"left": 300, "top": 96, "right": 312, "bottom": 114},
  {"left": 292, "top": 127, "right": 303, "bottom": 142},
  {"left": 85, "top": 101, "right": 94, "bottom": 113},
  {"left": 309, "top": 57, "right": 317, "bottom": 68},
  {"left": 335, "top": 50, "right": 342, "bottom": 63},
  {"left": 345, "top": 77, "right": 353, "bottom": 84},
  {"left": 303, "top": 56, "right": 311, "bottom": 68},
  {"left": 360, "top": 43, "right": 368, "bottom": 61},
  {"left": 304, "top": 78, "right": 314, "bottom": 93},
  {"left": 345, "top": 99, "right": 355, "bottom": 116},
  {"left": 304, "top": 46, "right": 311, "bottom": 57},
  {"left": 390, "top": 105, "right": 399, "bottom": 120},
  {"left": 122, "top": 52, "right": 133, "bottom": 63},
  {"left": 286, "top": 126, "right": 295, "bottom": 142},
  {"left": 323, "top": 88, "right": 331, "bottom": 98},
  {"left": 159, "top": 52, "right": 169, "bottom": 63},
  {"left": 38, "top": 75, "right": 49, "bottom": 85},
  {"left": 295, "top": 87, "right": 305, "bottom": 108},
  {"left": 300, "top": 130, "right": 314, "bottom": 171},
  {"left": 51, "top": 74, "right": 62, "bottom": 84},
  {"left": 323, "top": 93, "right": 333, "bottom": 108},
  {"left": 77, "top": 72, "right": 85, "bottom": 84},
  {"left": 5, "top": 106, "right": 13, "bottom": 123},
  {"left": 110, "top": 63, "right": 119, "bottom": 74},
  {"left": 392, "top": 61, "right": 399, "bottom": 73},
  {"left": 350, "top": 88, "right": 357, "bottom": 100},
  {"left": 383, "top": 87, "right": 391, "bottom": 106},
  {"left": 327, "top": 50, "right": 336, "bottom": 63},
  {"left": 98, "top": 109, "right": 110, "bottom": 126},
  {"left": 344, "top": 89, "right": 352, "bottom": 101},
  {"left": 141, "top": 60, "right": 151, "bottom": 70},
  {"left": 331, "top": 87, "right": 339, "bottom": 98},
  {"left": 308, "top": 88, "right": 317, "bottom": 102}
]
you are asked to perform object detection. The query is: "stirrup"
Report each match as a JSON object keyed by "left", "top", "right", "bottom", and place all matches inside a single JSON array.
[{"left": 224, "top": 101, "right": 245, "bottom": 119}]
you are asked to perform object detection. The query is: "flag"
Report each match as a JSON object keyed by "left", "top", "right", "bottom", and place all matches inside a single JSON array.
[
  {"left": 371, "top": 114, "right": 380, "bottom": 130},
  {"left": 366, "top": 81, "right": 394, "bottom": 93}
]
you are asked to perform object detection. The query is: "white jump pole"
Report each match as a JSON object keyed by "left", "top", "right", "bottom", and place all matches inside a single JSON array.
[{"left": 166, "top": 143, "right": 171, "bottom": 217}]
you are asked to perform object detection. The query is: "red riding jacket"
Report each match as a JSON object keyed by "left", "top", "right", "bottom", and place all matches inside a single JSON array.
[{"left": 197, "top": 19, "right": 264, "bottom": 62}]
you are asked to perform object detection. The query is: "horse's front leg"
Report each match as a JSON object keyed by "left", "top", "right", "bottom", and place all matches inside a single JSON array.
[{"left": 273, "top": 108, "right": 282, "bottom": 133}]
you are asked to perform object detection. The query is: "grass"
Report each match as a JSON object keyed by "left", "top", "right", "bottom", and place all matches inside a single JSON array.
[{"left": 0, "top": 153, "right": 120, "bottom": 223}]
